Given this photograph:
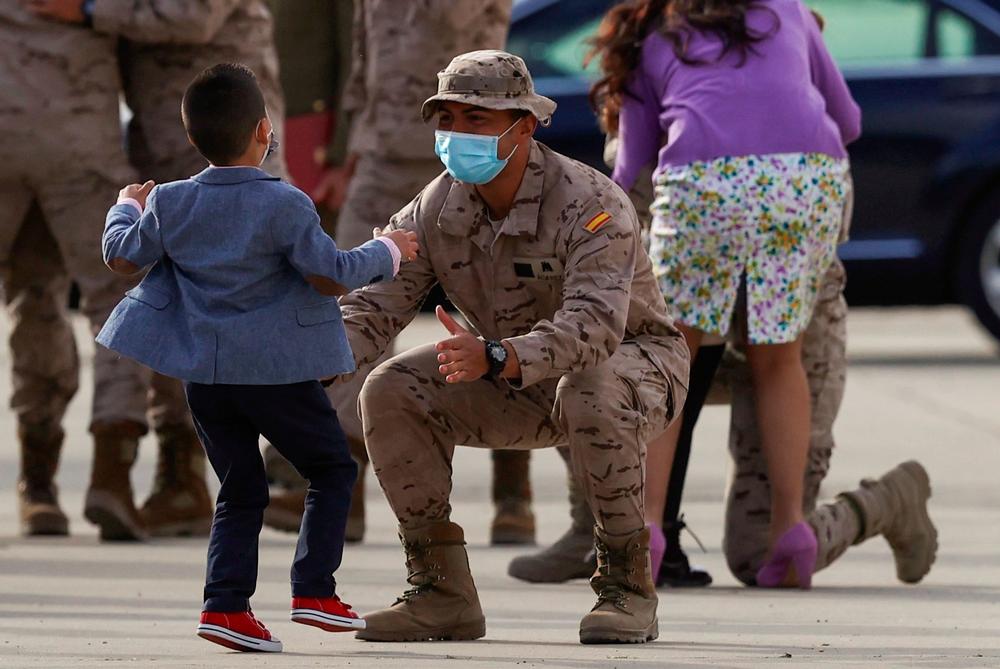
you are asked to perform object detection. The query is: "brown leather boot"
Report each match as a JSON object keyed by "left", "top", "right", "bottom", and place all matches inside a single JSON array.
[
  {"left": 356, "top": 521, "right": 485, "bottom": 642},
  {"left": 508, "top": 470, "right": 595, "bottom": 582},
  {"left": 140, "top": 424, "right": 213, "bottom": 537},
  {"left": 84, "top": 421, "right": 148, "bottom": 541},
  {"left": 264, "top": 489, "right": 306, "bottom": 532},
  {"left": 840, "top": 460, "right": 937, "bottom": 584},
  {"left": 579, "top": 526, "right": 658, "bottom": 644},
  {"left": 17, "top": 422, "right": 69, "bottom": 536},
  {"left": 490, "top": 449, "right": 535, "bottom": 545}
]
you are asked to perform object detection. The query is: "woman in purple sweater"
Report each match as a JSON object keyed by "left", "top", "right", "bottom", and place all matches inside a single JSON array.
[{"left": 591, "top": 0, "right": 860, "bottom": 588}]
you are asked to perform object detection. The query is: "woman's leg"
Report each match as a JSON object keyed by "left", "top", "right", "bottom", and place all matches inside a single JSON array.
[
  {"left": 643, "top": 324, "right": 703, "bottom": 526},
  {"left": 745, "top": 337, "right": 810, "bottom": 544}
]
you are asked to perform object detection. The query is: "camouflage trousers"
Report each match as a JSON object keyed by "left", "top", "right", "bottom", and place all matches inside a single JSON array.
[
  {"left": 0, "top": 161, "right": 180, "bottom": 432},
  {"left": 721, "top": 258, "right": 860, "bottom": 583},
  {"left": 358, "top": 340, "right": 686, "bottom": 536}
]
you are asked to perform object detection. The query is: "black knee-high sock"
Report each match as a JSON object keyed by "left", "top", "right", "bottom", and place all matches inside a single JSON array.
[{"left": 662, "top": 345, "right": 725, "bottom": 527}]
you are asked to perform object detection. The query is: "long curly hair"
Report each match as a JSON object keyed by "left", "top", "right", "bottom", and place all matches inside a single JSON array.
[{"left": 587, "top": 0, "right": 778, "bottom": 132}]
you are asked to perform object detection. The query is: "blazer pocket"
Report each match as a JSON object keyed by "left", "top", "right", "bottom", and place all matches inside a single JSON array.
[
  {"left": 125, "top": 284, "right": 172, "bottom": 310},
  {"left": 297, "top": 300, "right": 342, "bottom": 327}
]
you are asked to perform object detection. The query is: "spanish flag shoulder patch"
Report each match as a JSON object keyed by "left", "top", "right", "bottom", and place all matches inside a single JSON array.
[{"left": 583, "top": 211, "right": 612, "bottom": 234}]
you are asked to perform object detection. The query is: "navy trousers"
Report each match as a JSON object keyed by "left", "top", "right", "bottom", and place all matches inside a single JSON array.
[{"left": 185, "top": 381, "right": 357, "bottom": 612}]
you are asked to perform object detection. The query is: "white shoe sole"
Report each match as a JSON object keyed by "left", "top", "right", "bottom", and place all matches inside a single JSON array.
[
  {"left": 196, "top": 623, "right": 283, "bottom": 652},
  {"left": 291, "top": 608, "right": 367, "bottom": 631}
]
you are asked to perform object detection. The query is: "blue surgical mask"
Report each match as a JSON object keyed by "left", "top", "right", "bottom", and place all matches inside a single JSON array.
[{"left": 434, "top": 118, "right": 521, "bottom": 184}]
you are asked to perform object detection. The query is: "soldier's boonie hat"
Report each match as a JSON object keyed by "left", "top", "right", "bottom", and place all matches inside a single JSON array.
[{"left": 421, "top": 50, "right": 557, "bottom": 127}]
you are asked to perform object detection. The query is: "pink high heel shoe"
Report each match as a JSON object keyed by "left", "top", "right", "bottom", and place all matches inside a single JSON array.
[
  {"left": 646, "top": 522, "right": 666, "bottom": 578},
  {"left": 755, "top": 521, "right": 817, "bottom": 589}
]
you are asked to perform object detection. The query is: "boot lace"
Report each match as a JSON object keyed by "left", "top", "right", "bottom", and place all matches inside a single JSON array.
[
  {"left": 395, "top": 539, "right": 440, "bottom": 604},
  {"left": 591, "top": 540, "right": 636, "bottom": 611}
]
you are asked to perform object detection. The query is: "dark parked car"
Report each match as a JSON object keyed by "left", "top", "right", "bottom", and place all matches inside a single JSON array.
[{"left": 508, "top": 0, "right": 1000, "bottom": 343}]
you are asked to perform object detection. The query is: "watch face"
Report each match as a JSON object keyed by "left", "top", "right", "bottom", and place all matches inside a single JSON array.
[{"left": 488, "top": 341, "right": 507, "bottom": 363}]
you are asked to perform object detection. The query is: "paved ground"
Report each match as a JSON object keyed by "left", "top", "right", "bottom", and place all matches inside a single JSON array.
[{"left": 1, "top": 307, "right": 998, "bottom": 668}]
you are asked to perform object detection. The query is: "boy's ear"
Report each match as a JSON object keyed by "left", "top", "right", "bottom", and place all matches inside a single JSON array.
[{"left": 257, "top": 116, "right": 273, "bottom": 143}]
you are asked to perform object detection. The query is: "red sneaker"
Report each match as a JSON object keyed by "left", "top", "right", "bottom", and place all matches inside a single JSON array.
[
  {"left": 196, "top": 610, "right": 283, "bottom": 652},
  {"left": 290, "top": 596, "right": 366, "bottom": 632}
]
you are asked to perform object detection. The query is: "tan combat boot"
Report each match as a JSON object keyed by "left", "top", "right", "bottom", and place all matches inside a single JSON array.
[
  {"left": 17, "top": 423, "right": 69, "bottom": 536},
  {"left": 140, "top": 425, "right": 213, "bottom": 537},
  {"left": 490, "top": 450, "right": 535, "bottom": 545},
  {"left": 84, "top": 421, "right": 148, "bottom": 541},
  {"left": 579, "top": 526, "right": 658, "bottom": 645},
  {"left": 356, "top": 521, "right": 486, "bottom": 642},
  {"left": 508, "top": 472, "right": 596, "bottom": 582},
  {"left": 840, "top": 460, "right": 937, "bottom": 584}
]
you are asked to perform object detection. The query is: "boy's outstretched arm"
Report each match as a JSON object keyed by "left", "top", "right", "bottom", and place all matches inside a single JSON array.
[{"left": 103, "top": 181, "right": 164, "bottom": 275}]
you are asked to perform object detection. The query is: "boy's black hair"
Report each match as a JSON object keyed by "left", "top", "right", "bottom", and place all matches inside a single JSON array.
[{"left": 182, "top": 63, "right": 266, "bottom": 165}]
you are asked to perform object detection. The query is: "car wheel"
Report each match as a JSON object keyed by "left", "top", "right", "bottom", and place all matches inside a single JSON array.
[{"left": 958, "top": 194, "right": 1000, "bottom": 343}]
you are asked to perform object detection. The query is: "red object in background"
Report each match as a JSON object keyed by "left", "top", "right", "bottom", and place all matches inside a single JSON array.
[{"left": 283, "top": 110, "right": 334, "bottom": 199}]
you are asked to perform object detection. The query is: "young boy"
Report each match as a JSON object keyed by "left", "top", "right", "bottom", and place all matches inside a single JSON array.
[{"left": 96, "top": 63, "right": 418, "bottom": 653}]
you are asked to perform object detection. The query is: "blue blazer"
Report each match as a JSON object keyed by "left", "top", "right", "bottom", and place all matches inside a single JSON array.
[{"left": 96, "top": 166, "right": 394, "bottom": 385}]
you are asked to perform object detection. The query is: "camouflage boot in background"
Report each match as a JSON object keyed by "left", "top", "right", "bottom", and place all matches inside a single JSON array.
[
  {"left": 839, "top": 460, "right": 937, "bottom": 583},
  {"left": 579, "top": 526, "right": 658, "bottom": 645},
  {"left": 17, "top": 422, "right": 69, "bottom": 536},
  {"left": 508, "top": 462, "right": 596, "bottom": 582},
  {"left": 490, "top": 449, "right": 535, "bottom": 545},
  {"left": 84, "top": 421, "right": 147, "bottom": 541},
  {"left": 140, "top": 424, "right": 213, "bottom": 537}
]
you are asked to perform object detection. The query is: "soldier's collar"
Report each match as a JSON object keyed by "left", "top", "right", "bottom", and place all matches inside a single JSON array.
[{"left": 436, "top": 141, "right": 544, "bottom": 239}]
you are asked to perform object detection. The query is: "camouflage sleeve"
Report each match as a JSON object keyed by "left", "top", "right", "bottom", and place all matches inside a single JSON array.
[
  {"left": 90, "top": 0, "right": 242, "bottom": 44},
  {"left": 505, "top": 197, "right": 638, "bottom": 389},
  {"left": 338, "top": 194, "right": 438, "bottom": 368},
  {"left": 340, "top": 0, "right": 366, "bottom": 116}
]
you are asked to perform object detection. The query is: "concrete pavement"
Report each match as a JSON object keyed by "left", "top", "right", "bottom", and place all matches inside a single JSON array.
[{"left": 0, "top": 307, "right": 998, "bottom": 667}]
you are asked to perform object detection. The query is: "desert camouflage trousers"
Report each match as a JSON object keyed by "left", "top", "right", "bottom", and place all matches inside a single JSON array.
[
  {"left": 0, "top": 161, "right": 187, "bottom": 433},
  {"left": 358, "top": 340, "right": 687, "bottom": 536},
  {"left": 0, "top": 161, "right": 187, "bottom": 434},
  {"left": 721, "top": 258, "right": 860, "bottom": 583}
]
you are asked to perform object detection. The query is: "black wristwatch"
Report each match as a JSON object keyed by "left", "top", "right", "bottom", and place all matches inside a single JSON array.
[{"left": 483, "top": 340, "right": 508, "bottom": 380}]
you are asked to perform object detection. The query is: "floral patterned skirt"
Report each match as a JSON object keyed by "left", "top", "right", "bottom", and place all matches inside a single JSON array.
[{"left": 649, "top": 153, "right": 849, "bottom": 344}]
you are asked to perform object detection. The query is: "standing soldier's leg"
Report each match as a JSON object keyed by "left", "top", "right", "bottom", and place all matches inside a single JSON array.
[
  {"left": 0, "top": 191, "right": 78, "bottom": 536},
  {"left": 490, "top": 449, "right": 535, "bottom": 544},
  {"left": 265, "top": 155, "right": 444, "bottom": 539},
  {"left": 38, "top": 170, "right": 152, "bottom": 541},
  {"left": 355, "top": 344, "right": 563, "bottom": 642},
  {"left": 143, "top": 373, "right": 213, "bottom": 536},
  {"left": 507, "top": 445, "right": 596, "bottom": 582}
]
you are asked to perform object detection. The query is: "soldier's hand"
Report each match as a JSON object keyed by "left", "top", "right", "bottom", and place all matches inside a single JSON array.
[
  {"left": 434, "top": 305, "right": 488, "bottom": 383},
  {"left": 119, "top": 181, "right": 155, "bottom": 210},
  {"left": 375, "top": 228, "right": 420, "bottom": 262},
  {"left": 312, "top": 162, "right": 355, "bottom": 211},
  {"left": 24, "top": 0, "right": 85, "bottom": 23}
]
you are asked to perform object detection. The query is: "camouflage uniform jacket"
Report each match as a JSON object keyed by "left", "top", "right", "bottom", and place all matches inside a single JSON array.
[
  {"left": 339, "top": 140, "right": 688, "bottom": 389},
  {"left": 90, "top": 0, "right": 285, "bottom": 179},
  {"left": 342, "top": 0, "right": 512, "bottom": 160},
  {"left": 0, "top": 5, "right": 127, "bottom": 175}
]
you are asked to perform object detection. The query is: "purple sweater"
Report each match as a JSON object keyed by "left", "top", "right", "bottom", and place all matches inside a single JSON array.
[{"left": 613, "top": 0, "right": 861, "bottom": 191}]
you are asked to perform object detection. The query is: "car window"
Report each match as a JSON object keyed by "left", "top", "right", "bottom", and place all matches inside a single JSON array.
[
  {"left": 509, "top": 16, "right": 603, "bottom": 78},
  {"left": 808, "top": 0, "right": 930, "bottom": 65},
  {"left": 935, "top": 6, "right": 1000, "bottom": 58}
]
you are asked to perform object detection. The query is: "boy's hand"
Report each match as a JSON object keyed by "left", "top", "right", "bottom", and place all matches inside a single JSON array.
[
  {"left": 375, "top": 227, "right": 419, "bottom": 263},
  {"left": 118, "top": 181, "right": 155, "bottom": 211}
]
